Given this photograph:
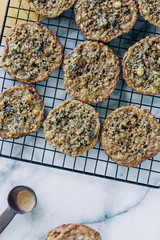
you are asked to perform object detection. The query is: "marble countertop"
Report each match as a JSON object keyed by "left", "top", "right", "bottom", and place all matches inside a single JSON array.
[{"left": 0, "top": 157, "right": 160, "bottom": 240}]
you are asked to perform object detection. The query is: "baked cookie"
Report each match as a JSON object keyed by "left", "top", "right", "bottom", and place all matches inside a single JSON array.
[
  {"left": 63, "top": 41, "right": 121, "bottom": 104},
  {"left": 43, "top": 100, "right": 100, "bottom": 157},
  {"left": 45, "top": 224, "right": 102, "bottom": 240},
  {"left": 139, "top": 0, "right": 160, "bottom": 27},
  {"left": 74, "top": 0, "right": 138, "bottom": 42},
  {"left": 1, "top": 22, "right": 63, "bottom": 84},
  {"left": 100, "top": 105, "right": 160, "bottom": 167},
  {"left": 122, "top": 36, "right": 160, "bottom": 95},
  {"left": 27, "top": 0, "right": 76, "bottom": 18},
  {"left": 0, "top": 84, "right": 44, "bottom": 139}
]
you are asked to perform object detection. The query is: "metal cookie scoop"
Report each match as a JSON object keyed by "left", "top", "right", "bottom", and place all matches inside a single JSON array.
[{"left": 0, "top": 186, "right": 37, "bottom": 234}]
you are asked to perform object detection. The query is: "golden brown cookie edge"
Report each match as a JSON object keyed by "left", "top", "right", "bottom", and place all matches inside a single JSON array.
[
  {"left": 63, "top": 41, "right": 121, "bottom": 104},
  {"left": 43, "top": 99, "right": 100, "bottom": 157},
  {"left": 100, "top": 105, "right": 160, "bottom": 167},
  {"left": 0, "top": 84, "right": 44, "bottom": 139},
  {"left": 1, "top": 22, "right": 63, "bottom": 84}
]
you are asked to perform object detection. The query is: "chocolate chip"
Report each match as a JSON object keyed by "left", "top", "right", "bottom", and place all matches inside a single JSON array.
[
  {"left": 138, "top": 150, "right": 144, "bottom": 155},
  {"left": 113, "top": 125, "right": 119, "bottom": 133},
  {"left": 15, "top": 65, "right": 24, "bottom": 73},
  {"left": 5, "top": 103, "right": 13, "bottom": 113},
  {"left": 80, "top": 139, "right": 87, "bottom": 146},
  {"left": 87, "top": 130, "right": 94, "bottom": 137},
  {"left": 70, "top": 64, "right": 78, "bottom": 72},
  {"left": 58, "top": 111, "right": 67, "bottom": 120},
  {"left": 30, "top": 73, "right": 36, "bottom": 79},
  {"left": 146, "top": 124, "right": 151, "bottom": 134},
  {"left": 142, "top": 74, "right": 148, "bottom": 80},
  {"left": 146, "top": 124, "right": 150, "bottom": 129},
  {"left": 96, "top": 54, "right": 100, "bottom": 60},
  {"left": 15, "top": 50, "right": 23, "bottom": 54},
  {"left": 37, "top": 42, "right": 44, "bottom": 51},
  {"left": 24, "top": 117, "right": 27, "bottom": 123},
  {"left": 111, "top": 18, "right": 117, "bottom": 27},
  {"left": 105, "top": 23, "right": 110, "bottom": 29},
  {"left": 84, "top": 68, "right": 90, "bottom": 74},
  {"left": 0, "top": 125, "right": 3, "bottom": 130},
  {"left": 134, "top": 64, "right": 139, "bottom": 69},
  {"left": 14, "top": 114, "right": 20, "bottom": 122},
  {"left": 121, "top": 125, "right": 128, "bottom": 130},
  {"left": 102, "top": 69, "right": 106, "bottom": 74},
  {"left": 115, "top": 25, "right": 120, "bottom": 30},
  {"left": 123, "top": 6, "right": 130, "bottom": 14},
  {"left": 133, "top": 114, "right": 138, "bottom": 119}
]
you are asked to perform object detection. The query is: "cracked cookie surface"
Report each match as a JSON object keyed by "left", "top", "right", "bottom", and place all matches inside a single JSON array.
[
  {"left": 1, "top": 22, "right": 63, "bottom": 84},
  {"left": 27, "top": 0, "right": 76, "bottom": 18},
  {"left": 75, "top": 0, "right": 138, "bottom": 42},
  {"left": 0, "top": 84, "right": 44, "bottom": 139},
  {"left": 139, "top": 0, "right": 160, "bottom": 27},
  {"left": 43, "top": 100, "right": 100, "bottom": 157},
  {"left": 63, "top": 41, "right": 120, "bottom": 104},
  {"left": 122, "top": 36, "right": 160, "bottom": 95},
  {"left": 45, "top": 224, "right": 102, "bottom": 240},
  {"left": 100, "top": 105, "right": 160, "bottom": 167}
]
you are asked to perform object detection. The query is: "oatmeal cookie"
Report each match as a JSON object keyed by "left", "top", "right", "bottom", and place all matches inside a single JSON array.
[
  {"left": 43, "top": 100, "right": 100, "bottom": 157},
  {"left": 0, "top": 84, "right": 44, "bottom": 139},
  {"left": 139, "top": 0, "right": 160, "bottom": 27},
  {"left": 1, "top": 22, "right": 63, "bottom": 84},
  {"left": 100, "top": 105, "right": 160, "bottom": 167},
  {"left": 74, "top": 0, "right": 138, "bottom": 42},
  {"left": 122, "top": 36, "right": 160, "bottom": 95},
  {"left": 63, "top": 41, "right": 121, "bottom": 104},
  {"left": 45, "top": 224, "right": 102, "bottom": 240},
  {"left": 27, "top": 0, "right": 76, "bottom": 18}
]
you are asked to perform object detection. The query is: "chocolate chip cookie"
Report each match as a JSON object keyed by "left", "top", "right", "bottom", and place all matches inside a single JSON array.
[
  {"left": 1, "top": 22, "right": 63, "bottom": 84},
  {"left": 122, "top": 36, "right": 160, "bottom": 95},
  {"left": 75, "top": 0, "right": 138, "bottom": 42},
  {"left": 45, "top": 224, "right": 102, "bottom": 240},
  {"left": 100, "top": 105, "right": 160, "bottom": 167},
  {"left": 27, "top": 0, "right": 76, "bottom": 18},
  {"left": 0, "top": 84, "right": 44, "bottom": 139},
  {"left": 63, "top": 41, "right": 121, "bottom": 104},
  {"left": 139, "top": 0, "right": 160, "bottom": 27},
  {"left": 43, "top": 100, "right": 100, "bottom": 157}
]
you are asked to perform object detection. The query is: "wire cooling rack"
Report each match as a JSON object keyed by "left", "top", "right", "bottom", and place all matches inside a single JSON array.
[{"left": 0, "top": 0, "right": 160, "bottom": 188}]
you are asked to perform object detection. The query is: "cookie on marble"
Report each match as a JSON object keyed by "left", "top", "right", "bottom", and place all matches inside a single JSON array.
[
  {"left": 74, "top": 0, "right": 138, "bottom": 42},
  {"left": 27, "top": 0, "right": 76, "bottom": 18},
  {"left": 63, "top": 41, "right": 121, "bottom": 104},
  {"left": 43, "top": 100, "right": 100, "bottom": 157},
  {"left": 139, "top": 0, "right": 160, "bottom": 27},
  {"left": 0, "top": 84, "right": 44, "bottom": 139},
  {"left": 122, "top": 36, "right": 160, "bottom": 95},
  {"left": 100, "top": 105, "right": 160, "bottom": 167},
  {"left": 45, "top": 224, "right": 102, "bottom": 240},
  {"left": 1, "top": 22, "right": 63, "bottom": 84}
]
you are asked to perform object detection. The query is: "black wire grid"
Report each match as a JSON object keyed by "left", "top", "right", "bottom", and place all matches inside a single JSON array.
[{"left": 0, "top": 0, "right": 160, "bottom": 188}]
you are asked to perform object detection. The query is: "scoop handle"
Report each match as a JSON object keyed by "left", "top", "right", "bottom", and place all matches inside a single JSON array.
[{"left": 0, "top": 207, "right": 17, "bottom": 234}]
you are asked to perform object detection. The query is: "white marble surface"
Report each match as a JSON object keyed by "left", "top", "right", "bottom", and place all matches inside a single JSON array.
[{"left": 0, "top": 157, "right": 160, "bottom": 240}]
